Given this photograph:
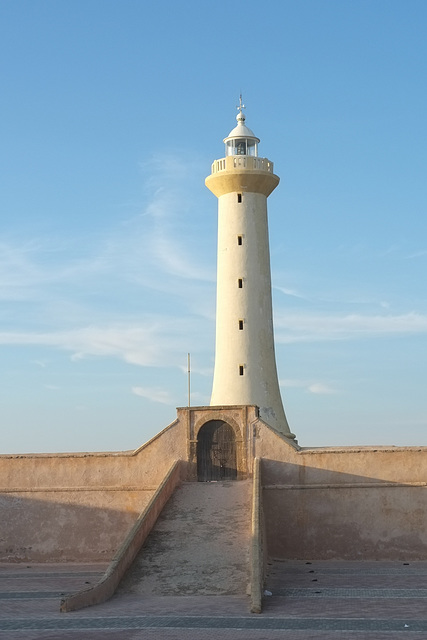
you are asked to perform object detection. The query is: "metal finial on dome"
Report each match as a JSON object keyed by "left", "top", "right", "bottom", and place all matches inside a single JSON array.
[
  {"left": 236, "top": 94, "right": 245, "bottom": 122},
  {"left": 223, "top": 95, "right": 260, "bottom": 152}
]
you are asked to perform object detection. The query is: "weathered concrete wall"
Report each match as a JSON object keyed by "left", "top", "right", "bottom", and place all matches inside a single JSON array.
[
  {"left": 0, "top": 417, "right": 188, "bottom": 562},
  {"left": 254, "top": 422, "right": 427, "bottom": 560},
  {"left": 0, "top": 418, "right": 187, "bottom": 491},
  {"left": 264, "top": 483, "right": 427, "bottom": 560},
  {"left": 61, "top": 460, "right": 184, "bottom": 612},
  {"left": 0, "top": 489, "right": 154, "bottom": 562},
  {"left": 1, "top": 407, "right": 427, "bottom": 563}
]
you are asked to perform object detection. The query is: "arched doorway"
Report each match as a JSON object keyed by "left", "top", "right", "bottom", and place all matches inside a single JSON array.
[{"left": 197, "top": 420, "right": 237, "bottom": 482}]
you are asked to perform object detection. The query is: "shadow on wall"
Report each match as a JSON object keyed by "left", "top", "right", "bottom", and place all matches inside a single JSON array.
[
  {"left": 0, "top": 490, "right": 154, "bottom": 563},
  {"left": 262, "top": 459, "right": 427, "bottom": 561}
]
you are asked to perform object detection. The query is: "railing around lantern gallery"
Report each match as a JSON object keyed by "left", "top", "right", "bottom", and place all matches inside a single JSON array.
[{"left": 211, "top": 156, "right": 274, "bottom": 174}]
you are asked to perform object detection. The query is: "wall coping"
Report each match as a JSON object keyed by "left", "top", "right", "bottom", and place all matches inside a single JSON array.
[
  {"left": 0, "top": 418, "right": 180, "bottom": 460},
  {"left": 298, "top": 446, "right": 427, "bottom": 455}
]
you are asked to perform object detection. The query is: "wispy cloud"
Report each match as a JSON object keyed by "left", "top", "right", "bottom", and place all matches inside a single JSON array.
[
  {"left": 0, "top": 238, "right": 108, "bottom": 299},
  {"left": 275, "top": 286, "right": 308, "bottom": 300},
  {"left": 31, "top": 359, "right": 48, "bottom": 368},
  {"left": 280, "top": 379, "right": 339, "bottom": 394},
  {"left": 405, "top": 250, "right": 427, "bottom": 259},
  {"left": 307, "top": 383, "right": 337, "bottom": 395},
  {"left": 275, "top": 311, "right": 427, "bottom": 343},
  {"left": 178, "top": 363, "right": 213, "bottom": 377},
  {"left": 279, "top": 379, "right": 308, "bottom": 389},
  {"left": 0, "top": 318, "right": 207, "bottom": 368},
  {"left": 187, "top": 391, "right": 210, "bottom": 406},
  {"left": 89, "top": 153, "right": 215, "bottom": 292},
  {"left": 132, "top": 386, "right": 174, "bottom": 405},
  {"left": 150, "top": 233, "right": 214, "bottom": 282},
  {"left": 378, "top": 244, "right": 400, "bottom": 258},
  {"left": 0, "top": 154, "right": 218, "bottom": 381},
  {"left": 338, "top": 243, "right": 427, "bottom": 262},
  {"left": 0, "top": 151, "right": 216, "bottom": 349}
]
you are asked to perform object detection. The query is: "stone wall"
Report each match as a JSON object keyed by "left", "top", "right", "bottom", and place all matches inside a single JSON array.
[
  {"left": 0, "top": 418, "right": 187, "bottom": 562},
  {"left": 1, "top": 407, "right": 426, "bottom": 563},
  {"left": 255, "top": 423, "right": 427, "bottom": 560}
]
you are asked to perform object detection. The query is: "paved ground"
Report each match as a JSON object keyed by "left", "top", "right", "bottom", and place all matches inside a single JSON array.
[{"left": 1, "top": 560, "right": 427, "bottom": 638}]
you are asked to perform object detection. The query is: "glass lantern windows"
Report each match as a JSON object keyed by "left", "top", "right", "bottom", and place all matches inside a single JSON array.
[
  {"left": 236, "top": 140, "right": 246, "bottom": 155},
  {"left": 225, "top": 138, "right": 258, "bottom": 157},
  {"left": 247, "top": 139, "right": 257, "bottom": 156}
]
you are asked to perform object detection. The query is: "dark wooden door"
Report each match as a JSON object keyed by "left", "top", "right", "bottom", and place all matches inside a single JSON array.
[{"left": 197, "top": 420, "right": 237, "bottom": 482}]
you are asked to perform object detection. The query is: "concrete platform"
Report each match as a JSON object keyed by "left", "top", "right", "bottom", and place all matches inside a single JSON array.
[{"left": 1, "top": 560, "right": 427, "bottom": 638}]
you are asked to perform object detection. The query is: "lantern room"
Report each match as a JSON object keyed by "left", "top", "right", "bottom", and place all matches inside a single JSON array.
[{"left": 223, "top": 98, "right": 260, "bottom": 157}]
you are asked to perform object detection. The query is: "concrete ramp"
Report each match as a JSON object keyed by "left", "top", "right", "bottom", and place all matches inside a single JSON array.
[{"left": 118, "top": 480, "right": 252, "bottom": 596}]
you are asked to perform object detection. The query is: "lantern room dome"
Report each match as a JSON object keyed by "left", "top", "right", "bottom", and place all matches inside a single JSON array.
[
  {"left": 224, "top": 119, "right": 259, "bottom": 143},
  {"left": 223, "top": 100, "right": 260, "bottom": 157}
]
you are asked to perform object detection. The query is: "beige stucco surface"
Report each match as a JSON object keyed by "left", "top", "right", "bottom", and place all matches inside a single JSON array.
[
  {"left": 206, "top": 155, "right": 292, "bottom": 437},
  {"left": 1, "top": 409, "right": 426, "bottom": 563},
  {"left": 264, "top": 484, "right": 427, "bottom": 560},
  {"left": 0, "top": 418, "right": 187, "bottom": 491},
  {"left": 0, "top": 490, "right": 154, "bottom": 562},
  {"left": 0, "top": 419, "right": 188, "bottom": 562},
  {"left": 253, "top": 422, "right": 427, "bottom": 560},
  {"left": 205, "top": 167, "right": 279, "bottom": 198}
]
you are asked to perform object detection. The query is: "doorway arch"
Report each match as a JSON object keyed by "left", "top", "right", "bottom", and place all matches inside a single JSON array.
[{"left": 197, "top": 420, "right": 237, "bottom": 482}]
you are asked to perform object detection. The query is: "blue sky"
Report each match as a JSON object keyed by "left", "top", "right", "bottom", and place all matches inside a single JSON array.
[{"left": 1, "top": 0, "right": 426, "bottom": 453}]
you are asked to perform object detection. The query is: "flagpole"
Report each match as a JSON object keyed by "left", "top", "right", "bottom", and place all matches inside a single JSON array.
[{"left": 187, "top": 353, "right": 191, "bottom": 407}]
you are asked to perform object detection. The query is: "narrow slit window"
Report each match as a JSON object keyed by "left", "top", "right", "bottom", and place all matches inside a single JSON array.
[
  {"left": 237, "top": 235, "right": 243, "bottom": 245},
  {"left": 239, "top": 365, "right": 244, "bottom": 376},
  {"left": 238, "top": 319, "right": 244, "bottom": 330},
  {"left": 237, "top": 193, "right": 242, "bottom": 203},
  {"left": 238, "top": 278, "right": 243, "bottom": 288}
]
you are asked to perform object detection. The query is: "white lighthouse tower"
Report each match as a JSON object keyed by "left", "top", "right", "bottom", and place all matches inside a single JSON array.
[{"left": 206, "top": 99, "right": 295, "bottom": 439}]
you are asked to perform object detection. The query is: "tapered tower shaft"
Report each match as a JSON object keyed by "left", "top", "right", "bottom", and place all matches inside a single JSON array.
[{"left": 206, "top": 104, "right": 294, "bottom": 437}]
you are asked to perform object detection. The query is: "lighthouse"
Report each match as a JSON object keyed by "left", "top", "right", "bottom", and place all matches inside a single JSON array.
[{"left": 206, "top": 99, "right": 295, "bottom": 439}]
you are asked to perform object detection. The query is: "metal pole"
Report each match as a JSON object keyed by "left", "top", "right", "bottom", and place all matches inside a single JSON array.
[{"left": 187, "top": 353, "right": 191, "bottom": 407}]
